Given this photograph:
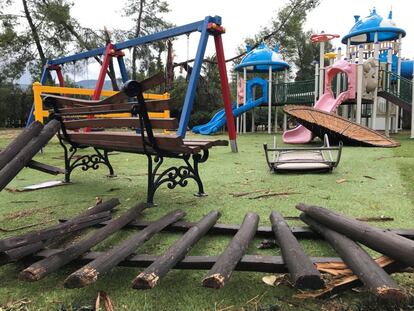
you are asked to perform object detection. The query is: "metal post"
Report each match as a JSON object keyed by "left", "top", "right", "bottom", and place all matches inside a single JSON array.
[
  {"left": 117, "top": 56, "right": 129, "bottom": 83},
  {"left": 282, "top": 69, "right": 288, "bottom": 131},
  {"left": 268, "top": 66, "right": 272, "bottom": 134},
  {"left": 356, "top": 45, "right": 363, "bottom": 124},
  {"left": 236, "top": 72, "right": 240, "bottom": 134},
  {"left": 372, "top": 36, "right": 379, "bottom": 130},
  {"left": 411, "top": 59, "right": 414, "bottom": 138},
  {"left": 243, "top": 68, "right": 247, "bottom": 134},
  {"left": 177, "top": 18, "right": 210, "bottom": 137},
  {"left": 395, "top": 34, "right": 402, "bottom": 133},
  {"left": 214, "top": 33, "right": 237, "bottom": 152},
  {"left": 251, "top": 86, "right": 255, "bottom": 133},
  {"left": 319, "top": 40, "right": 325, "bottom": 99},
  {"left": 346, "top": 38, "right": 351, "bottom": 60},
  {"left": 314, "top": 63, "right": 319, "bottom": 103},
  {"left": 385, "top": 48, "right": 392, "bottom": 137}
]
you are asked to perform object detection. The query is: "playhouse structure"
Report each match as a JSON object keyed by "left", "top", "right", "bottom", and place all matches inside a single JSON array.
[{"left": 283, "top": 8, "right": 414, "bottom": 143}]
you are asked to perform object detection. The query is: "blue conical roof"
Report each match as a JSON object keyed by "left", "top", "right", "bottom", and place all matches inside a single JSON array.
[
  {"left": 341, "top": 8, "right": 406, "bottom": 45},
  {"left": 235, "top": 43, "right": 289, "bottom": 72}
]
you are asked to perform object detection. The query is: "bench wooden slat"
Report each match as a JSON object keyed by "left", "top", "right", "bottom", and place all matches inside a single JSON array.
[
  {"left": 42, "top": 92, "right": 128, "bottom": 108},
  {"left": 56, "top": 99, "right": 170, "bottom": 116},
  {"left": 183, "top": 139, "right": 229, "bottom": 149},
  {"left": 144, "top": 99, "right": 170, "bottom": 112},
  {"left": 64, "top": 118, "right": 178, "bottom": 130},
  {"left": 66, "top": 132, "right": 201, "bottom": 154},
  {"left": 59, "top": 103, "right": 132, "bottom": 115}
]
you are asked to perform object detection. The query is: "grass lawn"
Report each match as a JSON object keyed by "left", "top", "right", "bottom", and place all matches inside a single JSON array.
[{"left": 0, "top": 129, "right": 413, "bottom": 310}]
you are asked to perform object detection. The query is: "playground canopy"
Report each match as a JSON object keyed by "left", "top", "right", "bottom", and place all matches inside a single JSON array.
[
  {"left": 341, "top": 8, "right": 406, "bottom": 45},
  {"left": 235, "top": 43, "right": 289, "bottom": 72}
]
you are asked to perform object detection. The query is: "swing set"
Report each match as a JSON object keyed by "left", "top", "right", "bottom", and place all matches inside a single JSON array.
[{"left": 26, "top": 15, "right": 238, "bottom": 152}]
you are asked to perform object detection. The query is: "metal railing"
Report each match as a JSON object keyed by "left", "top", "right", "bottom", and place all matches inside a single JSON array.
[
  {"left": 379, "top": 70, "right": 412, "bottom": 104},
  {"left": 273, "top": 80, "right": 315, "bottom": 105}
]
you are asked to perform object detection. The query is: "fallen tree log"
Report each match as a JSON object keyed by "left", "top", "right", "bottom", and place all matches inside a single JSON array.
[
  {"left": 270, "top": 211, "right": 324, "bottom": 290},
  {"left": 297, "top": 203, "right": 414, "bottom": 268},
  {"left": 0, "top": 121, "right": 43, "bottom": 171},
  {"left": 300, "top": 214, "right": 406, "bottom": 300},
  {"left": 19, "top": 203, "right": 146, "bottom": 281},
  {"left": 132, "top": 210, "right": 220, "bottom": 289},
  {"left": 0, "top": 211, "right": 111, "bottom": 252},
  {"left": 64, "top": 209, "right": 186, "bottom": 288},
  {"left": 202, "top": 212, "right": 259, "bottom": 289},
  {"left": 0, "top": 120, "right": 60, "bottom": 191}
]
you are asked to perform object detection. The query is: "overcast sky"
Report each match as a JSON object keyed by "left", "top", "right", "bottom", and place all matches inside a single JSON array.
[{"left": 14, "top": 0, "right": 414, "bottom": 82}]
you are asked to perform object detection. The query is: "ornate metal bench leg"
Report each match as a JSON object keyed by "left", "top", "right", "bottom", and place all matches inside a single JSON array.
[
  {"left": 145, "top": 150, "right": 210, "bottom": 205},
  {"left": 146, "top": 154, "right": 163, "bottom": 206},
  {"left": 58, "top": 135, "right": 72, "bottom": 183},
  {"left": 97, "top": 149, "right": 116, "bottom": 178},
  {"left": 57, "top": 135, "right": 116, "bottom": 182},
  {"left": 191, "top": 151, "right": 209, "bottom": 197}
]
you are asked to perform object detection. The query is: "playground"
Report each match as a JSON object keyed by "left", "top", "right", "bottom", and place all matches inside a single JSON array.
[{"left": 1, "top": 3, "right": 414, "bottom": 311}]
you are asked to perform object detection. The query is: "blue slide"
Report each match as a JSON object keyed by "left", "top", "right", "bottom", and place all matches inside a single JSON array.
[{"left": 192, "top": 97, "right": 266, "bottom": 135}]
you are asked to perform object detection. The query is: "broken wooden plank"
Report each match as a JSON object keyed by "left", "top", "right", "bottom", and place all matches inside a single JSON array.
[
  {"left": 270, "top": 211, "right": 324, "bottom": 290},
  {"left": 19, "top": 203, "right": 147, "bottom": 281},
  {"left": 0, "top": 120, "right": 60, "bottom": 191},
  {"left": 0, "top": 211, "right": 111, "bottom": 252},
  {"left": 0, "top": 199, "right": 119, "bottom": 264},
  {"left": 300, "top": 214, "right": 405, "bottom": 300},
  {"left": 64, "top": 209, "right": 186, "bottom": 288},
  {"left": 296, "top": 203, "right": 414, "bottom": 268},
  {"left": 202, "top": 212, "right": 259, "bottom": 289},
  {"left": 25, "top": 160, "right": 64, "bottom": 175},
  {"left": 132, "top": 210, "right": 220, "bottom": 289},
  {"left": 0, "top": 121, "right": 43, "bottom": 171}
]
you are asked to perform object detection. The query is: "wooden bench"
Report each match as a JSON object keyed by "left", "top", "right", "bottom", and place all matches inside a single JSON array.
[{"left": 44, "top": 73, "right": 228, "bottom": 204}]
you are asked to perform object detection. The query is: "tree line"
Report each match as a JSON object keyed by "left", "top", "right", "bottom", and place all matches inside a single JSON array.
[{"left": 0, "top": 0, "right": 322, "bottom": 128}]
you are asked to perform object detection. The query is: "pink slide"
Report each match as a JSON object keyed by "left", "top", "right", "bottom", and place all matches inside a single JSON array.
[{"left": 283, "top": 60, "right": 356, "bottom": 144}]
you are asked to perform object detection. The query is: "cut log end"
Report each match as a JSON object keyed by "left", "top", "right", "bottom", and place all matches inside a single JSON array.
[
  {"left": 64, "top": 267, "right": 98, "bottom": 289},
  {"left": 376, "top": 286, "right": 407, "bottom": 301},
  {"left": 295, "top": 275, "right": 325, "bottom": 290},
  {"left": 132, "top": 272, "right": 159, "bottom": 290},
  {"left": 202, "top": 273, "right": 225, "bottom": 289},
  {"left": 19, "top": 267, "right": 46, "bottom": 282}
]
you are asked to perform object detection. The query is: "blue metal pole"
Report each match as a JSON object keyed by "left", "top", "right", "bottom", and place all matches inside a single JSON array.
[
  {"left": 114, "top": 19, "right": 216, "bottom": 51},
  {"left": 117, "top": 56, "right": 129, "bottom": 83},
  {"left": 25, "top": 64, "right": 50, "bottom": 127},
  {"left": 177, "top": 17, "right": 212, "bottom": 137}
]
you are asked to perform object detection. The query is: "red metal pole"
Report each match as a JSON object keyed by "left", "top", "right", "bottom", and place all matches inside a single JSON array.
[
  {"left": 56, "top": 67, "right": 65, "bottom": 87},
  {"left": 214, "top": 34, "right": 238, "bottom": 152},
  {"left": 93, "top": 43, "right": 113, "bottom": 100}
]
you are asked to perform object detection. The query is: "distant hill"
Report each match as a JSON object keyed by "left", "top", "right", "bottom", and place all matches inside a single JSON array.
[
  {"left": 75, "top": 80, "right": 121, "bottom": 90},
  {"left": 16, "top": 80, "right": 120, "bottom": 90}
]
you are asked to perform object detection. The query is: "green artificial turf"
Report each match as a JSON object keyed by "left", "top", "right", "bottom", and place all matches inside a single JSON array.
[{"left": 0, "top": 129, "right": 413, "bottom": 310}]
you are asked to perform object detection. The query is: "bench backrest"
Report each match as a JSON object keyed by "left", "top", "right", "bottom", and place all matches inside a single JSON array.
[{"left": 44, "top": 73, "right": 185, "bottom": 155}]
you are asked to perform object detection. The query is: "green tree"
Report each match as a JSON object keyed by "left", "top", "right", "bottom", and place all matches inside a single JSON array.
[
  {"left": 233, "top": 0, "right": 331, "bottom": 81},
  {"left": 123, "top": 0, "right": 173, "bottom": 80}
]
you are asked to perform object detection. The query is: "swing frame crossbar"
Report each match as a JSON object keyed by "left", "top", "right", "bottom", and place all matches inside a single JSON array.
[{"left": 26, "top": 15, "right": 237, "bottom": 150}]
